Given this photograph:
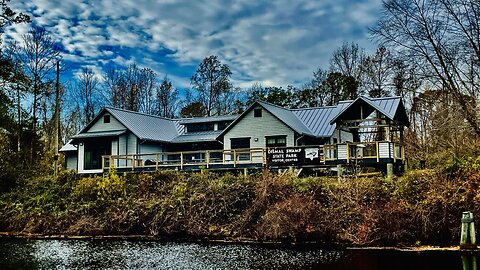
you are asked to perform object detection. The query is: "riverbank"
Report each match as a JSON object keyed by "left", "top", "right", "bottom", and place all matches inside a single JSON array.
[{"left": 1, "top": 163, "right": 480, "bottom": 246}]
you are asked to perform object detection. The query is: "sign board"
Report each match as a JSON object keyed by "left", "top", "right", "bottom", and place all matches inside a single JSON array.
[{"left": 266, "top": 147, "right": 321, "bottom": 166}]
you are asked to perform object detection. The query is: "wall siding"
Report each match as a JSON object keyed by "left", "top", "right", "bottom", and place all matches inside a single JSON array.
[
  {"left": 139, "top": 142, "right": 163, "bottom": 163},
  {"left": 65, "top": 153, "right": 77, "bottom": 170},
  {"left": 78, "top": 144, "right": 85, "bottom": 171},
  {"left": 87, "top": 113, "right": 125, "bottom": 132},
  {"left": 379, "top": 142, "right": 392, "bottom": 158},
  {"left": 223, "top": 106, "right": 295, "bottom": 150},
  {"left": 337, "top": 144, "right": 348, "bottom": 160}
]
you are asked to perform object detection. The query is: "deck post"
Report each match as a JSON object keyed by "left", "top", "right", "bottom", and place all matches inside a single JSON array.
[
  {"left": 102, "top": 156, "right": 105, "bottom": 171},
  {"left": 233, "top": 149, "right": 237, "bottom": 168},
  {"left": 180, "top": 153, "right": 184, "bottom": 170},
  {"left": 132, "top": 155, "right": 135, "bottom": 171},
  {"left": 206, "top": 151, "right": 210, "bottom": 168},
  {"left": 337, "top": 164, "right": 343, "bottom": 180},
  {"left": 243, "top": 168, "right": 248, "bottom": 176},
  {"left": 156, "top": 153, "right": 159, "bottom": 170},
  {"left": 387, "top": 163, "right": 393, "bottom": 179},
  {"left": 376, "top": 141, "right": 380, "bottom": 162}
]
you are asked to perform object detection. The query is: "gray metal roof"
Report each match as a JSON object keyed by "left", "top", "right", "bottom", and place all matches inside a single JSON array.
[
  {"left": 171, "top": 130, "right": 223, "bottom": 143},
  {"left": 72, "top": 129, "right": 127, "bottom": 139},
  {"left": 329, "top": 96, "right": 408, "bottom": 125},
  {"left": 178, "top": 115, "right": 238, "bottom": 124},
  {"left": 293, "top": 106, "right": 339, "bottom": 137},
  {"left": 106, "top": 107, "right": 179, "bottom": 142}
]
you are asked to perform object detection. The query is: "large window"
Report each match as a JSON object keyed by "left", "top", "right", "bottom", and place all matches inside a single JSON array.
[
  {"left": 266, "top": 136, "right": 287, "bottom": 148},
  {"left": 84, "top": 141, "right": 111, "bottom": 170},
  {"left": 231, "top": 138, "right": 250, "bottom": 161},
  {"left": 217, "top": 121, "right": 231, "bottom": 130}
]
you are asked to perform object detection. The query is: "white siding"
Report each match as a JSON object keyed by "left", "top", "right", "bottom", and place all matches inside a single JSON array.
[
  {"left": 337, "top": 144, "right": 348, "bottom": 160},
  {"left": 223, "top": 106, "right": 296, "bottom": 150},
  {"left": 128, "top": 133, "right": 137, "bottom": 154},
  {"left": 379, "top": 142, "right": 393, "bottom": 158},
  {"left": 87, "top": 113, "right": 125, "bottom": 132},
  {"left": 65, "top": 153, "right": 77, "bottom": 170},
  {"left": 139, "top": 142, "right": 163, "bottom": 164}
]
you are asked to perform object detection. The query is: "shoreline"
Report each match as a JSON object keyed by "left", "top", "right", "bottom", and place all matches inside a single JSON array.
[{"left": 0, "top": 232, "right": 474, "bottom": 252}]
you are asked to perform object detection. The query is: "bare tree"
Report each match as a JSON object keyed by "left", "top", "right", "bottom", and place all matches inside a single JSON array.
[
  {"left": 371, "top": 0, "right": 480, "bottom": 135},
  {"left": 76, "top": 67, "right": 100, "bottom": 124},
  {"left": 12, "top": 26, "right": 61, "bottom": 163},
  {"left": 156, "top": 75, "right": 178, "bottom": 118},
  {"left": 191, "top": 55, "right": 232, "bottom": 116},
  {"left": 105, "top": 63, "right": 157, "bottom": 113},
  {"left": 330, "top": 42, "right": 366, "bottom": 79},
  {"left": 361, "top": 46, "right": 395, "bottom": 97}
]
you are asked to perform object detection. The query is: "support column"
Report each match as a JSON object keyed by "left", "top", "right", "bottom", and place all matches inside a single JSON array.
[
  {"left": 387, "top": 163, "right": 394, "bottom": 179},
  {"left": 461, "top": 211, "right": 477, "bottom": 249},
  {"left": 337, "top": 164, "right": 343, "bottom": 180}
]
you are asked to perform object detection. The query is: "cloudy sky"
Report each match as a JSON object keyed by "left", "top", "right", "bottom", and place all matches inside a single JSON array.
[{"left": 4, "top": 0, "right": 384, "bottom": 89}]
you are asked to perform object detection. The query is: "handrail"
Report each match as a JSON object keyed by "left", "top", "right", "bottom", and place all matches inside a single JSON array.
[{"left": 101, "top": 141, "right": 405, "bottom": 171}]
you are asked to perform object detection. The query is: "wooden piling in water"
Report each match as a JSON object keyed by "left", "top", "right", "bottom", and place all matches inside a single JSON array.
[{"left": 461, "top": 211, "right": 477, "bottom": 250}]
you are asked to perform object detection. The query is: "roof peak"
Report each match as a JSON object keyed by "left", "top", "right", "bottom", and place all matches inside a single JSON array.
[{"left": 105, "top": 106, "right": 175, "bottom": 120}]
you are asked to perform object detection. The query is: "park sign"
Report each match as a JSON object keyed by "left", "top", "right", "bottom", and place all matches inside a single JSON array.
[{"left": 266, "top": 146, "right": 321, "bottom": 166}]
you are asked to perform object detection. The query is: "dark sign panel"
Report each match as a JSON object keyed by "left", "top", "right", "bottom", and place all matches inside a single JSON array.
[{"left": 266, "top": 147, "right": 321, "bottom": 166}]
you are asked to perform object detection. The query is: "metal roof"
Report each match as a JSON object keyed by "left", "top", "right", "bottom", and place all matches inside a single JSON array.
[
  {"left": 106, "top": 107, "right": 180, "bottom": 142},
  {"left": 72, "top": 129, "right": 127, "bottom": 139},
  {"left": 178, "top": 115, "right": 238, "bottom": 124},
  {"left": 171, "top": 130, "right": 223, "bottom": 143},
  {"left": 329, "top": 96, "right": 409, "bottom": 125},
  {"left": 293, "top": 106, "right": 339, "bottom": 137}
]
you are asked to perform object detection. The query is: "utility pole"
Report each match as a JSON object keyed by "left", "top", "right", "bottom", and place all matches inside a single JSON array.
[{"left": 54, "top": 60, "right": 60, "bottom": 176}]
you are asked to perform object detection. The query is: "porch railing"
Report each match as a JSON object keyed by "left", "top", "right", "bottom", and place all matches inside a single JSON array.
[{"left": 101, "top": 141, "right": 404, "bottom": 171}]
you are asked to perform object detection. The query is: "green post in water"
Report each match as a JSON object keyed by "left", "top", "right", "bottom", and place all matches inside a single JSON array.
[{"left": 460, "top": 211, "right": 477, "bottom": 249}]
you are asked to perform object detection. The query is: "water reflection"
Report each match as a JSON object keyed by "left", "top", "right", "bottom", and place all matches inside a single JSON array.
[{"left": 0, "top": 239, "right": 476, "bottom": 270}]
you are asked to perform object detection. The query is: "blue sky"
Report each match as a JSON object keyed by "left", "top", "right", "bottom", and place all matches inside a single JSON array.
[{"left": 4, "top": 0, "right": 383, "bottom": 90}]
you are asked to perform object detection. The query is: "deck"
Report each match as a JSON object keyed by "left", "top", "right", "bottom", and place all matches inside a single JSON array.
[{"left": 101, "top": 141, "right": 405, "bottom": 173}]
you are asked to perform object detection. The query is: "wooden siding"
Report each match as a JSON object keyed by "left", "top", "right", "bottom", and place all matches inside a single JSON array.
[
  {"left": 65, "top": 153, "right": 77, "bottom": 170},
  {"left": 337, "top": 144, "right": 348, "bottom": 159},
  {"left": 87, "top": 113, "right": 125, "bottom": 132},
  {"left": 223, "top": 106, "right": 295, "bottom": 150},
  {"left": 139, "top": 142, "right": 163, "bottom": 163},
  {"left": 378, "top": 142, "right": 392, "bottom": 158}
]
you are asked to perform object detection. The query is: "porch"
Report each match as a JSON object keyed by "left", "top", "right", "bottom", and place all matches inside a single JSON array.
[{"left": 100, "top": 141, "right": 405, "bottom": 173}]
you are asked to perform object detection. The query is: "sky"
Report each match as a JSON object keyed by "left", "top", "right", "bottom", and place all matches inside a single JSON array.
[{"left": 4, "top": 0, "right": 384, "bottom": 90}]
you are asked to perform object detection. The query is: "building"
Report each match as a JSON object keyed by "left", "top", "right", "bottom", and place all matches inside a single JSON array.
[{"left": 61, "top": 96, "right": 409, "bottom": 174}]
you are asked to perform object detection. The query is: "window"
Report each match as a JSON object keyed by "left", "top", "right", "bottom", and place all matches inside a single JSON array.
[
  {"left": 254, "top": 108, "right": 262, "bottom": 117},
  {"left": 84, "top": 141, "right": 111, "bottom": 170},
  {"left": 266, "top": 136, "right": 287, "bottom": 148},
  {"left": 104, "top": 115, "right": 110, "bottom": 123},
  {"left": 187, "top": 123, "right": 214, "bottom": 132},
  {"left": 231, "top": 138, "right": 250, "bottom": 161},
  {"left": 217, "top": 121, "right": 231, "bottom": 130}
]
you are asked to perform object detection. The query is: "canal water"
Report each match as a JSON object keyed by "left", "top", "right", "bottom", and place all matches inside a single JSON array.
[{"left": 0, "top": 238, "right": 475, "bottom": 269}]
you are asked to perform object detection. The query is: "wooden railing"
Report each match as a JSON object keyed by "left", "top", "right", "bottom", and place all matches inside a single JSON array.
[{"left": 101, "top": 141, "right": 404, "bottom": 171}]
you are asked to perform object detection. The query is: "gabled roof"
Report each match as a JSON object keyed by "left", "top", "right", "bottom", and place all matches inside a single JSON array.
[
  {"left": 218, "top": 96, "right": 408, "bottom": 140},
  {"left": 59, "top": 140, "right": 77, "bottom": 152},
  {"left": 171, "top": 130, "right": 223, "bottom": 143},
  {"left": 329, "top": 96, "right": 409, "bottom": 126}
]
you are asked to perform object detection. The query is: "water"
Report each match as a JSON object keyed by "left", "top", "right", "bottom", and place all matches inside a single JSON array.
[{"left": 0, "top": 238, "right": 475, "bottom": 269}]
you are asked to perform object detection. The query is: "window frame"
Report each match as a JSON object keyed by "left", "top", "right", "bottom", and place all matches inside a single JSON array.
[
  {"left": 265, "top": 135, "right": 287, "bottom": 148},
  {"left": 254, "top": 108, "right": 262, "bottom": 117}
]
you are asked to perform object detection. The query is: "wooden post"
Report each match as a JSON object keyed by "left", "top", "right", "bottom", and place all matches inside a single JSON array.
[
  {"left": 376, "top": 141, "right": 380, "bottom": 162},
  {"left": 180, "top": 152, "right": 184, "bottom": 170},
  {"left": 233, "top": 149, "right": 237, "bottom": 167},
  {"left": 337, "top": 164, "right": 343, "bottom": 181},
  {"left": 156, "top": 153, "right": 159, "bottom": 170},
  {"left": 461, "top": 211, "right": 477, "bottom": 249},
  {"left": 131, "top": 155, "right": 135, "bottom": 171},
  {"left": 206, "top": 151, "right": 210, "bottom": 168},
  {"left": 387, "top": 163, "right": 394, "bottom": 179},
  {"left": 102, "top": 156, "right": 105, "bottom": 171},
  {"left": 243, "top": 168, "right": 248, "bottom": 176}
]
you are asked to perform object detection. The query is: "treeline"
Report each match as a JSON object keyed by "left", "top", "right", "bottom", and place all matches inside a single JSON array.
[{"left": 1, "top": 0, "right": 480, "bottom": 180}]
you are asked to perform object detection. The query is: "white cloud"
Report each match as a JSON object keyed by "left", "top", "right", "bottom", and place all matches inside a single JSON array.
[{"left": 4, "top": 0, "right": 384, "bottom": 88}]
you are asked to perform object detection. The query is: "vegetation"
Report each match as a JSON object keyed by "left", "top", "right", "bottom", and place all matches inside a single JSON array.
[{"left": 0, "top": 165, "right": 478, "bottom": 246}]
